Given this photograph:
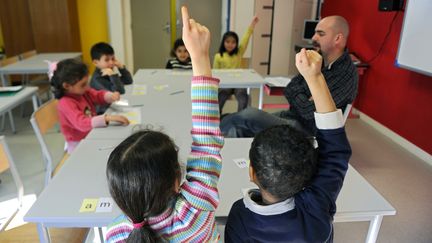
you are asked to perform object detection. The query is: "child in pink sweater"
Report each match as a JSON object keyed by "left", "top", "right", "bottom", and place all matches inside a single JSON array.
[{"left": 49, "top": 59, "right": 129, "bottom": 153}]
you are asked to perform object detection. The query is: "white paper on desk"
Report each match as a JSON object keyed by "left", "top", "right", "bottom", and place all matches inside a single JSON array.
[
  {"left": 233, "top": 158, "right": 249, "bottom": 168},
  {"left": 264, "top": 77, "right": 292, "bottom": 87},
  {"left": 111, "top": 99, "right": 129, "bottom": 110},
  {"left": 110, "top": 107, "right": 141, "bottom": 125},
  {"left": 132, "top": 84, "right": 147, "bottom": 95},
  {"left": 95, "top": 197, "right": 114, "bottom": 213},
  {"left": 0, "top": 85, "right": 23, "bottom": 92}
]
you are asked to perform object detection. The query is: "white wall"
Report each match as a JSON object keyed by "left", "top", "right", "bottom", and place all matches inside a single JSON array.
[
  {"left": 106, "top": 0, "right": 134, "bottom": 72},
  {"left": 230, "top": 0, "right": 255, "bottom": 58}
]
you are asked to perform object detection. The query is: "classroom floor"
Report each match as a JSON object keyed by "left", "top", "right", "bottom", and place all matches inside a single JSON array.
[{"left": 0, "top": 92, "right": 431, "bottom": 242}]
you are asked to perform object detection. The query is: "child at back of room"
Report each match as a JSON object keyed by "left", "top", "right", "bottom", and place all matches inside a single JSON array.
[
  {"left": 224, "top": 49, "right": 352, "bottom": 242},
  {"left": 90, "top": 42, "right": 133, "bottom": 114},
  {"left": 214, "top": 16, "right": 259, "bottom": 113},
  {"left": 50, "top": 59, "right": 129, "bottom": 154},
  {"left": 104, "top": 6, "right": 225, "bottom": 243},
  {"left": 165, "top": 38, "right": 192, "bottom": 70}
]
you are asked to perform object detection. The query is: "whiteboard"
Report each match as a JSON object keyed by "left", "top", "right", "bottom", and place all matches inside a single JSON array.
[{"left": 396, "top": 0, "right": 432, "bottom": 76}]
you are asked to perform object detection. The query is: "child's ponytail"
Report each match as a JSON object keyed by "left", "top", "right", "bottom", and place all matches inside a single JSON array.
[
  {"left": 127, "top": 222, "right": 158, "bottom": 243},
  {"left": 107, "top": 130, "right": 181, "bottom": 242}
]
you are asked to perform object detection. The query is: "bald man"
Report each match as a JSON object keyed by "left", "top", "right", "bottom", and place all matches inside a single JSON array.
[{"left": 221, "top": 15, "right": 358, "bottom": 137}]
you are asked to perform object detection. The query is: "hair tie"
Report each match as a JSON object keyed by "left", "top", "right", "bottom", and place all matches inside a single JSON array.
[
  {"left": 45, "top": 60, "right": 58, "bottom": 80},
  {"left": 132, "top": 220, "right": 147, "bottom": 229}
]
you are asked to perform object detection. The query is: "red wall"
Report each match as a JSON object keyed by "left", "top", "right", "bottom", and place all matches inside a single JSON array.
[{"left": 321, "top": 1, "right": 432, "bottom": 155}]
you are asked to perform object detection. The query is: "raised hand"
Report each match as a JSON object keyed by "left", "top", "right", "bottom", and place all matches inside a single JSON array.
[
  {"left": 250, "top": 15, "right": 259, "bottom": 29},
  {"left": 181, "top": 6, "right": 211, "bottom": 77},
  {"left": 295, "top": 48, "right": 335, "bottom": 113},
  {"left": 295, "top": 49, "right": 322, "bottom": 81}
]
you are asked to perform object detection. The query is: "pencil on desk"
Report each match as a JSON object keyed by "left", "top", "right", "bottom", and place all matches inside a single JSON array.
[{"left": 170, "top": 90, "right": 184, "bottom": 95}]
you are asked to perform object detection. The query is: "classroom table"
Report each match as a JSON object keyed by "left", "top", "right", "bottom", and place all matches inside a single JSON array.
[
  {"left": 0, "top": 87, "right": 38, "bottom": 133},
  {"left": 24, "top": 71, "right": 395, "bottom": 243},
  {"left": 0, "top": 52, "right": 82, "bottom": 87},
  {"left": 133, "top": 69, "right": 265, "bottom": 109},
  {"left": 24, "top": 137, "right": 395, "bottom": 243}
]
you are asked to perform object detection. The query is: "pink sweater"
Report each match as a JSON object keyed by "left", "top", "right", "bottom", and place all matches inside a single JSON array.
[{"left": 58, "top": 88, "right": 113, "bottom": 145}]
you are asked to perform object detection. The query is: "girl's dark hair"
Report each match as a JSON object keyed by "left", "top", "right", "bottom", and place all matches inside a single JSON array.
[
  {"left": 170, "top": 38, "right": 186, "bottom": 57},
  {"left": 50, "top": 58, "right": 88, "bottom": 99},
  {"left": 249, "top": 125, "right": 318, "bottom": 201},
  {"left": 107, "top": 130, "right": 181, "bottom": 243},
  {"left": 218, "top": 31, "right": 239, "bottom": 57}
]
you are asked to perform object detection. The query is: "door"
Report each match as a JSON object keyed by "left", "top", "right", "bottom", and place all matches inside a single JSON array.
[
  {"left": 178, "top": 0, "right": 222, "bottom": 63},
  {"left": 131, "top": 0, "right": 171, "bottom": 69},
  {"left": 130, "top": 0, "right": 221, "bottom": 70}
]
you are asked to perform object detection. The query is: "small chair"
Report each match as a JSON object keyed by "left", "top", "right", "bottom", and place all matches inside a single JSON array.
[
  {"left": 30, "top": 99, "right": 68, "bottom": 186},
  {"left": 0, "top": 136, "right": 24, "bottom": 231},
  {"left": 19, "top": 50, "right": 37, "bottom": 60}
]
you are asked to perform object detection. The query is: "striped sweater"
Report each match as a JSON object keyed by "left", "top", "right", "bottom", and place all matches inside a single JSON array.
[{"left": 105, "top": 76, "right": 224, "bottom": 242}]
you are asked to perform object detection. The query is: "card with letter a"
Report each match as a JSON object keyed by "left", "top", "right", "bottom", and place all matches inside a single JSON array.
[{"left": 79, "top": 198, "right": 99, "bottom": 212}]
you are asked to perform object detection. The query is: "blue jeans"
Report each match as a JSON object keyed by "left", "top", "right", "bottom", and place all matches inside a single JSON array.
[{"left": 220, "top": 107, "right": 306, "bottom": 138}]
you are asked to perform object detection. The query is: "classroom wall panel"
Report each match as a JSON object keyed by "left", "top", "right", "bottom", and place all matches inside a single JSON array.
[
  {"left": 28, "top": 0, "right": 81, "bottom": 53},
  {"left": 0, "top": 0, "right": 35, "bottom": 56},
  {"left": 321, "top": 1, "right": 432, "bottom": 155},
  {"left": 76, "top": 0, "right": 109, "bottom": 73}
]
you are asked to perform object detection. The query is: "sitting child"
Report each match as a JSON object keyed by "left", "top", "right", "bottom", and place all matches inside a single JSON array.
[
  {"left": 224, "top": 49, "right": 352, "bottom": 242},
  {"left": 90, "top": 42, "right": 133, "bottom": 113},
  {"left": 104, "top": 7, "right": 224, "bottom": 242},
  {"left": 165, "top": 38, "right": 192, "bottom": 70},
  {"left": 50, "top": 59, "right": 129, "bottom": 154}
]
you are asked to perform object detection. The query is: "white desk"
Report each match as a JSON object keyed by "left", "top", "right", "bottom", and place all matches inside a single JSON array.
[
  {"left": 24, "top": 137, "right": 395, "bottom": 243},
  {"left": 24, "top": 70, "right": 394, "bottom": 243},
  {"left": 133, "top": 69, "right": 265, "bottom": 109},
  {"left": 218, "top": 138, "right": 396, "bottom": 243},
  {"left": 0, "top": 87, "right": 38, "bottom": 133},
  {"left": 0, "top": 52, "right": 82, "bottom": 86}
]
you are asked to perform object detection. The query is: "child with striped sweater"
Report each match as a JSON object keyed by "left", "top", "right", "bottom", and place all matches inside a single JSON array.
[{"left": 105, "top": 6, "right": 224, "bottom": 243}]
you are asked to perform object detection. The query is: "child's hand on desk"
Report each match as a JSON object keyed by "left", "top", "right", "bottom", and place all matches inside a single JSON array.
[
  {"left": 181, "top": 6, "right": 211, "bottom": 77},
  {"left": 110, "top": 91, "right": 121, "bottom": 102},
  {"left": 101, "top": 68, "right": 115, "bottom": 76},
  {"left": 105, "top": 115, "right": 130, "bottom": 126}
]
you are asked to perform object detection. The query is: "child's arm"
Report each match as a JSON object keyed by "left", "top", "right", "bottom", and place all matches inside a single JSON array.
[
  {"left": 238, "top": 15, "right": 259, "bottom": 57},
  {"left": 295, "top": 49, "right": 351, "bottom": 214},
  {"left": 91, "top": 69, "right": 126, "bottom": 94},
  {"left": 180, "top": 6, "right": 224, "bottom": 211},
  {"left": 114, "top": 59, "right": 133, "bottom": 85},
  {"left": 87, "top": 89, "right": 130, "bottom": 126},
  {"left": 213, "top": 54, "right": 222, "bottom": 69}
]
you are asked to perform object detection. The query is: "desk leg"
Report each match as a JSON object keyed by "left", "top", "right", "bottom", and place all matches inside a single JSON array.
[
  {"left": 365, "top": 215, "right": 383, "bottom": 243},
  {"left": 1, "top": 74, "right": 8, "bottom": 87},
  {"left": 36, "top": 223, "right": 51, "bottom": 243},
  {"left": 7, "top": 111, "right": 16, "bottom": 133},
  {"left": 97, "top": 227, "right": 104, "bottom": 242},
  {"left": 258, "top": 85, "right": 263, "bottom": 110},
  {"left": 32, "top": 94, "right": 39, "bottom": 111}
]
